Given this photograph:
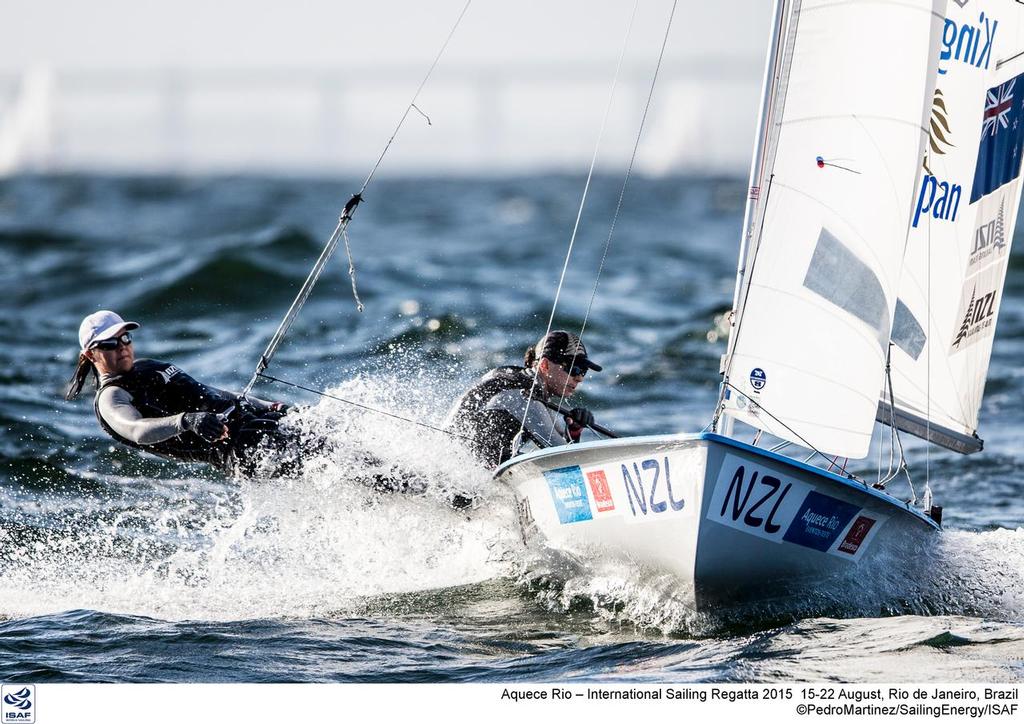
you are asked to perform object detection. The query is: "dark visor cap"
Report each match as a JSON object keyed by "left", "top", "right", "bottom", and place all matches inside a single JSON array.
[{"left": 537, "top": 330, "right": 603, "bottom": 372}]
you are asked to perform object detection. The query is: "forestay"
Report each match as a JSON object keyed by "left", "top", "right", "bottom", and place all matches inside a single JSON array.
[
  {"left": 720, "top": 0, "right": 944, "bottom": 459},
  {"left": 883, "top": 0, "right": 1024, "bottom": 454}
]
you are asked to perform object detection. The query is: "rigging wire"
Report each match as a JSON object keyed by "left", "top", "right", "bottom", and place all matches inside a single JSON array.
[
  {"left": 524, "top": 0, "right": 680, "bottom": 446},
  {"left": 924, "top": 206, "right": 933, "bottom": 510},
  {"left": 881, "top": 346, "right": 897, "bottom": 483},
  {"left": 879, "top": 354, "right": 917, "bottom": 499},
  {"left": 359, "top": 0, "right": 471, "bottom": 194},
  {"left": 548, "top": 0, "right": 681, "bottom": 428},
  {"left": 723, "top": 381, "right": 866, "bottom": 482},
  {"left": 256, "top": 373, "right": 478, "bottom": 443},
  {"left": 875, "top": 416, "right": 882, "bottom": 484},
  {"left": 341, "top": 226, "right": 364, "bottom": 313},
  {"left": 513, "top": 0, "right": 643, "bottom": 443},
  {"left": 241, "top": 0, "right": 473, "bottom": 398}
]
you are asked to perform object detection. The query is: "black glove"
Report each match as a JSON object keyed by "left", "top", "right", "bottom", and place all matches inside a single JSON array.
[
  {"left": 565, "top": 406, "right": 594, "bottom": 442},
  {"left": 567, "top": 407, "right": 595, "bottom": 429},
  {"left": 182, "top": 412, "right": 226, "bottom": 442}
]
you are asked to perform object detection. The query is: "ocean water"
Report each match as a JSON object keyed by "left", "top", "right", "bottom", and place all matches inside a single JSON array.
[{"left": 0, "top": 173, "right": 1022, "bottom": 683}]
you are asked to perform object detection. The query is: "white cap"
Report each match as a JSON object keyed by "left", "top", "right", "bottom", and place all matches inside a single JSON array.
[{"left": 79, "top": 310, "right": 140, "bottom": 351}]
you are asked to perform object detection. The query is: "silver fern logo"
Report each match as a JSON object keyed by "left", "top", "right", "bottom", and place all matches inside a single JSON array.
[
  {"left": 968, "top": 196, "right": 1009, "bottom": 274},
  {"left": 923, "top": 88, "right": 954, "bottom": 176},
  {"left": 951, "top": 282, "right": 998, "bottom": 352},
  {"left": 928, "top": 89, "right": 955, "bottom": 158},
  {"left": 952, "top": 287, "right": 977, "bottom": 349}
]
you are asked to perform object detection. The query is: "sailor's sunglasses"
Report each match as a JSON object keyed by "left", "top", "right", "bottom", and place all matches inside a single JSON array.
[
  {"left": 90, "top": 332, "right": 133, "bottom": 351},
  {"left": 558, "top": 359, "right": 588, "bottom": 377}
]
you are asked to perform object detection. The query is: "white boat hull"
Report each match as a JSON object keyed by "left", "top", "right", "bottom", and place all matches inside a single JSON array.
[{"left": 495, "top": 432, "right": 939, "bottom": 610}]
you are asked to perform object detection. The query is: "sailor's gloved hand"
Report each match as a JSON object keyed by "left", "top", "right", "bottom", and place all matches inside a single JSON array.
[
  {"left": 568, "top": 407, "right": 595, "bottom": 428},
  {"left": 182, "top": 412, "right": 227, "bottom": 442},
  {"left": 450, "top": 493, "right": 477, "bottom": 510},
  {"left": 270, "top": 402, "right": 291, "bottom": 413},
  {"left": 565, "top": 407, "right": 595, "bottom": 442}
]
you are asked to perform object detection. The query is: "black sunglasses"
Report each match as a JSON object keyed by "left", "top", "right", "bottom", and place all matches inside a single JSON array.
[
  {"left": 558, "top": 359, "right": 588, "bottom": 377},
  {"left": 90, "top": 332, "right": 133, "bottom": 351}
]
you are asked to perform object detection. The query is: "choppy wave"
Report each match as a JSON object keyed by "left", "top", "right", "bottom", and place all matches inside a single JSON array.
[
  {"left": 2, "top": 174, "right": 1023, "bottom": 682},
  {"left": 0, "top": 374, "right": 520, "bottom": 623},
  {"left": 11, "top": 367, "right": 1021, "bottom": 637},
  {"left": 513, "top": 527, "right": 1024, "bottom": 638}
]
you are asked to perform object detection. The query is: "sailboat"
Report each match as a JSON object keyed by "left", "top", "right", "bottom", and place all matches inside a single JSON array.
[{"left": 494, "top": 0, "right": 1024, "bottom": 610}]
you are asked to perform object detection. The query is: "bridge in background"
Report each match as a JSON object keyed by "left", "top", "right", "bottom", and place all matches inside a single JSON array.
[{"left": 0, "top": 60, "right": 760, "bottom": 176}]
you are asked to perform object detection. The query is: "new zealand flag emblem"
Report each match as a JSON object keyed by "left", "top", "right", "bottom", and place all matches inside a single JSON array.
[{"left": 971, "top": 72, "right": 1024, "bottom": 202}]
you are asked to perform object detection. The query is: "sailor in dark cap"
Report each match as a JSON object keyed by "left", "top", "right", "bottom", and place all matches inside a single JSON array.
[{"left": 447, "top": 330, "right": 602, "bottom": 467}]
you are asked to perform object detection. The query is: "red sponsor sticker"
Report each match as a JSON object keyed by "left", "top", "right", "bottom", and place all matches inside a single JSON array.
[
  {"left": 586, "top": 470, "right": 615, "bottom": 512},
  {"left": 838, "top": 515, "right": 876, "bottom": 555}
]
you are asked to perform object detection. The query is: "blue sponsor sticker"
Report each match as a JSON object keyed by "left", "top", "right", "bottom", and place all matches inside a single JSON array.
[
  {"left": 543, "top": 465, "right": 593, "bottom": 524},
  {"left": 782, "top": 491, "right": 859, "bottom": 552},
  {"left": 750, "top": 367, "right": 766, "bottom": 390}
]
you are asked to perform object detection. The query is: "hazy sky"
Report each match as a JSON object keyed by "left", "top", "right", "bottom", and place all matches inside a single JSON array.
[
  {"left": 2, "top": 1, "right": 771, "bottom": 71},
  {"left": 0, "top": 2, "right": 774, "bottom": 173}
]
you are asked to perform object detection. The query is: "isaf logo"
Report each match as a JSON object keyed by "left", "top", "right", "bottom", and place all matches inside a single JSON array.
[
  {"left": 1, "top": 685, "right": 35, "bottom": 723},
  {"left": 2, "top": 690, "right": 30, "bottom": 710}
]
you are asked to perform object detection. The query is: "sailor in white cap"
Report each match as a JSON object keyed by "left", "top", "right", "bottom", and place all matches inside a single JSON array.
[{"left": 66, "top": 310, "right": 291, "bottom": 473}]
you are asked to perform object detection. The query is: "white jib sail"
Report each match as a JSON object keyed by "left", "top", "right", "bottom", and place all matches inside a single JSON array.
[
  {"left": 721, "top": 0, "right": 945, "bottom": 459},
  {"left": 885, "top": 1, "right": 1024, "bottom": 454}
]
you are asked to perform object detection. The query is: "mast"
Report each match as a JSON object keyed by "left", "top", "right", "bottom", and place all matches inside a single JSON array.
[{"left": 717, "top": 0, "right": 789, "bottom": 435}]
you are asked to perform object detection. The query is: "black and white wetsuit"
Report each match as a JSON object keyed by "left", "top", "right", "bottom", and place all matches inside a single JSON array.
[
  {"left": 447, "top": 366, "right": 572, "bottom": 468},
  {"left": 94, "top": 358, "right": 289, "bottom": 473},
  {"left": 95, "top": 359, "right": 473, "bottom": 505}
]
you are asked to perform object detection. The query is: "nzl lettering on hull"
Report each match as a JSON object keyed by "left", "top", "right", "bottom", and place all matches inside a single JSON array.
[
  {"left": 706, "top": 454, "right": 885, "bottom": 559},
  {"left": 541, "top": 452, "right": 699, "bottom": 525},
  {"left": 621, "top": 456, "right": 686, "bottom": 518},
  {"left": 708, "top": 457, "right": 811, "bottom": 542}
]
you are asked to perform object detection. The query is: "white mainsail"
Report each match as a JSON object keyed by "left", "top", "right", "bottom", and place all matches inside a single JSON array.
[
  {"left": 720, "top": 0, "right": 945, "bottom": 459},
  {"left": 883, "top": 1, "right": 1024, "bottom": 454}
]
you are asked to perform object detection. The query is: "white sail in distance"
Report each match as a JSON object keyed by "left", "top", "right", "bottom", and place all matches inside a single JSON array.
[
  {"left": 720, "top": 0, "right": 945, "bottom": 459},
  {"left": 884, "top": 1, "right": 1024, "bottom": 454}
]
